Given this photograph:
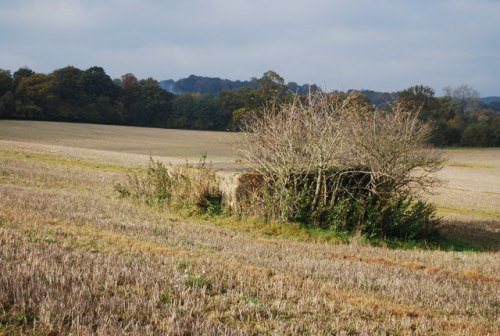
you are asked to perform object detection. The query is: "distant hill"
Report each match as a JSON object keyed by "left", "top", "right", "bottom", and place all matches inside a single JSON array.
[
  {"left": 480, "top": 96, "right": 500, "bottom": 112},
  {"left": 159, "top": 75, "right": 500, "bottom": 112},
  {"left": 159, "top": 75, "right": 320, "bottom": 96},
  {"left": 159, "top": 75, "right": 258, "bottom": 95},
  {"left": 480, "top": 96, "right": 500, "bottom": 104},
  {"left": 357, "top": 90, "right": 396, "bottom": 106},
  {"left": 160, "top": 75, "right": 398, "bottom": 106}
]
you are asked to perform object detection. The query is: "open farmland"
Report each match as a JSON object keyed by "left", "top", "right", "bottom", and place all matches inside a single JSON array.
[
  {"left": 0, "top": 120, "right": 499, "bottom": 335},
  {"left": 0, "top": 120, "right": 237, "bottom": 167}
]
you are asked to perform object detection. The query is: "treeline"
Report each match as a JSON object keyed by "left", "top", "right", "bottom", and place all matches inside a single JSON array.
[
  {"left": 396, "top": 85, "right": 499, "bottom": 146},
  {"left": 0, "top": 67, "right": 296, "bottom": 131},
  {"left": 0, "top": 66, "right": 498, "bottom": 146}
]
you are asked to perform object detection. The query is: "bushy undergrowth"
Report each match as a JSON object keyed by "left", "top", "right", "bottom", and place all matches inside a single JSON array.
[
  {"left": 114, "top": 89, "right": 444, "bottom": 241},
  {"left": 327, "top": 194, "right": 438, "bottom": 240},
  {"left": 115, "top": 159, "right": 438, "bottom": 240},
  {"left": 243, "top": 170, "right": 439, "bottom": 240},
  {"left": 232, "top": 93, "right": 443, "bottom": 240},
  {"left": 114, "top": 155, "right": 223, "bottom": 216}
]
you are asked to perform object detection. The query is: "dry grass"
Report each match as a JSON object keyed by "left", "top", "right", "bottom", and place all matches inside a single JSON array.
[
  {"left": 0, "top": 121, "right": 499, "bottom": 335},
  {"left": 425, "top": 148, "right": 500, "bottom": 250}
]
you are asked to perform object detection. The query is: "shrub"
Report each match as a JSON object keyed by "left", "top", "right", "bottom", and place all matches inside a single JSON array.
[
  {"left": 461, "top": 123, "right": 497, "bottom": 147},
  {"left": 116, "top": 93, "right": 443, "bottom": 240},
  {"left": 361, "top": 195, "right": 438, "bottom": 239},
  {"left": 115, "top": 155, "right": 223, "bottom": 216},
  {"left": 184, "top": 275, "right": 211, "bottom": 289},
  {"left": 233, "top": 92, "right": 443, "bottom": 240}
]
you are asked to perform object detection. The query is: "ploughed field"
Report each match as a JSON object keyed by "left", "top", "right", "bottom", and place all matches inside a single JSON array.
[{"left": 0, "top": 120, "right": 498, "bottom": 335}]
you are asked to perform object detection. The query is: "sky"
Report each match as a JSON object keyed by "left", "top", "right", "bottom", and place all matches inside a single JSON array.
[{"left": 0, "top": 0, "right": 499, "bottom": 96}]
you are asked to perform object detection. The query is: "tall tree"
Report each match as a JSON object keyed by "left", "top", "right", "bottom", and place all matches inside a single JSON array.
[
  {"left": 0, "top": 69, "right": 13, "bottom": 96},
  {"left": 77, "top": 66, "right": 124, "bottom": 123},
  {"left": 443, "top": 85, "right": 480, "bottom": 118},
  {"left": 121, "top": 73, "right": 142, "bottom": 124},
  {"left": 52, "top": 66, "right": 84, "bottom": 99},
  {"left": 80, "top": 66, "right": 120, "bottom": 99},
  {"left": 14, "top": 73, "right": 57, "bottom": 119},
  {"left": 140, "top": 78, "right": 174, "bottom": 126},
  {"left": 13, "top": 67, "right": 35, "bottom": 91},
  {"left": 228, "top": 71, "right": 293, "bottom": 129},
  {"left": 0, "top": 69, "right": 14, "bottom": 117},
  {"left": 397, "top": 85, "right": 435, "bottom": 114},
  {"left": 251, "top": 70, "right": 291, "bottom": 108}
]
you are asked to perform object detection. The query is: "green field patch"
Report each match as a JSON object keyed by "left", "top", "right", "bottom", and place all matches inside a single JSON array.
[
  {"left": 444, "top": 162, "right": 495, "bottom": 169},
  {"left": 437, "top": 206, "right": 500, "bottom": 219},
  {"left": 0, "top": 150, "right": 143, "bottom": 174},
  {"left": 0, "top": 170, "right": 77, "bottom": 191}
]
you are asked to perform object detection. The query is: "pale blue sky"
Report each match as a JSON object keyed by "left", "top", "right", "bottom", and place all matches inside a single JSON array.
[{"left": 1, "top": 0, "right": 499, "bottom": 96}]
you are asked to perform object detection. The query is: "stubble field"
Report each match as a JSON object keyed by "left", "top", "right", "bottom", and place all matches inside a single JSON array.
[{"left": 0, "top": 120, "right": 499, "bottom": 335}]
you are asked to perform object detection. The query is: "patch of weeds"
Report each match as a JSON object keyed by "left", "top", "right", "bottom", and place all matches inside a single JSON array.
[
  {"left": 357, "top": 275, "right": 381, "bottom": 291},
  {"left": 431, "top": 238, "right": 487, "bottom": 252},
  {"left": 376, "top": 236, "right": 486, "bottom": 252},
  {"left": 0, "top": 150, "right": 139, "bottom": 173},
  {"left": 42, "top": 238, "right": 57, "bottom": 244},
  {"left": 15, "top": 310, "right": 36, "bottom": 327},
  {"left": 200, "top": 195, "right": 223, "bottom": 216},
  {"left": 26, "top": 232, "right": 42, "bottom": 244},
  {"left": 159, "top": 288, "right": 174, "bottom": 304},
  {"left": 184, "top": 275, "right": 211, "bottom": 289},
  {"left": 253, "top": 325, "right": 269, "bottom": 334},
  {"left": 178, "top": 238, "right": 194, "bottom": 247},
  {"left": 114, "top": 155, "right": 223, "bottom": 216},
  {"left": 209, "top": 215, "right": 313, "bottom": 241},
  {"left": 266, "top": 268, "right": 275, "bottom": 278},
  {"left": 152, "top": 226, "right": 167, "bottom": 236},
  {"left": 437, "top": 206, "right": 500, "bottom": 219},
  {"left": 306, "top": 229, "right": 487, "bottom": 252},
  {"left": 358, "top": 275, "right": 368, "bottom": 288},
  {"left": 194, "top": 242, "right": 217, "bottom": 251},
  {"left": 316, "top": 272, "right": 329, "bottom": 281},
  {"left": 241, "top": 295, "right": 265, "bottom": 308},
  {"left": 304, "top": 227, "right": 351, "bottom": 243},
  {"left": 445, "top": 162, "right": 494, "bottom": 169},
  {"left": 196, "top": 213, "right": 483, "bottom": 252},
  {"left": 177, "top": 259, "right": 194, "bottom": 272}
]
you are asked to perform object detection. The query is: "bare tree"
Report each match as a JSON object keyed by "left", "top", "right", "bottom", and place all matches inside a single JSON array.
[
  {"left": 234, "top": 94, "right": 349, "bottom": 219},
  {"left": 443, "top": 85, "right": 481, "bottom": 118},
  {"left": 344, "top": 100, "right": 443, "bottom": 201}
]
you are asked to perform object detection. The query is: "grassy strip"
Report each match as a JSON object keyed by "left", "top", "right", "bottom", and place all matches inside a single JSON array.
[
  {"left": 437, "top": 206, "right": 500, "bottom": 219},
  {"left": 173, "top": 210, "right": 486, "bottom": 252},
  {"left": 444, "top": 162, "right": 495, "bottom": 169},
  {"left": 0, "top": 150, "right": 143, "bottom": 174}
]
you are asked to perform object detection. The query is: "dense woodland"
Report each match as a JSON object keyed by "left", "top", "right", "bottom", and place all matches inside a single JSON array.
[{"left": 0, "top": 66, "right": 498, "bottom": 146}]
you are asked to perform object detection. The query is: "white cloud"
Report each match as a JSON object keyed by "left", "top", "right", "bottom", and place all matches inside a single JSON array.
[
  {"left": 0, "top": 0, "right": 498, "bottom": 95},
  {"left": 0, "top": 0, "right": 94, "bottom": 30}
]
